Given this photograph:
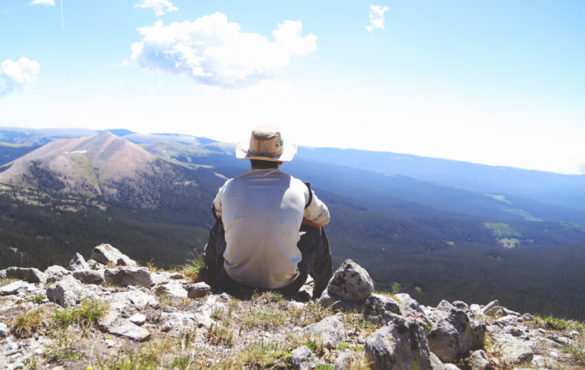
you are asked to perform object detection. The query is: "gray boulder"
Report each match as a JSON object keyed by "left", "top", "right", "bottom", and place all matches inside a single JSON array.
[
  {"left": 363, "top": 294, "right": 402, "bottom": 325},
  {"left": 327, "top": 259, "right": 374, "bottom": 303},
  {"left": 104, "top": 267, "right": 153, "bottom": 288},
  {"left": 395, "top": 293, "right": 430, "bottom": 323},
  {"left": 428, "top": 309, "right": 486, "bottom": 363},
  {"left": 73, "top": 269, "right": 105, "bottom": 285},
  {"left": 5, "top": 267, "right": 46, "bottom": 283},
  {"left": 300, "top": 315, "right": 346, "bottom": 347},
  {"left": 469, "top": 350, "right": 490, "bottom": 370},
  {"left": 91, "top": 244, "right": 137, "bottom": 267},
  {"left": 0, "top": 269, "right": 6, "bottom": 279},
  {"left": 365, "top": 317, "right": 432, "bottom": 370},
  {"left": 68, "top": 252, "right": 91, "bottom": 271},
  {"left": 335, "top": 349, "right": 357, "bottom": 370},
  {"left": 98, "top": 311, "right": 150, "bottom": 342},
  {"left": 46, "top": 275, "right": 83, "bottom": 307},
  {"left": 44, "top": 265, "right": 71, "bottom": 283},
  {"left": 291, "top": 346, "right": 316, "bottom": 370},
  {"left": 187, "top": 282, "right": 212, "bottom": 298},
  {"left": 488, "top": 325, "right": 533, "bottom": 365}
]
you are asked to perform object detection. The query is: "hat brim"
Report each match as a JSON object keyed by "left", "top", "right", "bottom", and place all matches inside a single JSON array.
[{"left": 235, "top": 141, "right": 297, "bottom": 162}]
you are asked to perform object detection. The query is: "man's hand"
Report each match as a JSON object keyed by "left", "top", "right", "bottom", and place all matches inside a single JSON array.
[{"left": 302, "top": 217, "right": 322, "bottom": 228}]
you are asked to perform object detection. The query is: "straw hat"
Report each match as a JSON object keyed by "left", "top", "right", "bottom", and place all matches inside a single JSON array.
[{"left": 235, "top": 125, "right": 297, "bottom": 162}]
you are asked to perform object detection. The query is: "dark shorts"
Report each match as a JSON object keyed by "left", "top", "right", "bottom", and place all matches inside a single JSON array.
[{"left": 202, "top": 218, "right": 332, "bottom": 299}]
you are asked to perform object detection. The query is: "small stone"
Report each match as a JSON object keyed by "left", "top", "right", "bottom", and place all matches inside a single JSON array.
[
  {"left": 219, "top": 292, "right": 231, "bottom": 301},
  {"left": 301, "top": 315, "right": 346, "bottom": 347},
  {"left": 469, "top": 350, "right": 490, "bottom": 370},
  {"left": 327, "top": 259, "right": 374, "bottom": 303},
  {"left": 0, "top": 322, "right": 8, "bottom": 337},
  {"left": 91, "top": 244, "right": 137, "bottom": 267},
  {"left": 291, "top": 346, "right": 315, "bottom": 369},
  {"left": 170, "top": 272, "right": 184, "bottom": 279},
  {"left": 452, "top": 301, "right": 468, "bottom": 310},
  {"left": 129, "top": 313, "right": 146, "bottom": 326},
  {"left": 187, "top": 282, "right": 212, "bottom": 298},
  {"left": 155, "top": 282, "right": 188, "bottom": 298},
  {"left": 104, "top": 338, "right": 116, "bottom": 347},
  {"left": 363, "top": 294, "right": 402, "bottom": 325},
  {"left": 335, "top": 349, "right": 357, "bottom": 370}
]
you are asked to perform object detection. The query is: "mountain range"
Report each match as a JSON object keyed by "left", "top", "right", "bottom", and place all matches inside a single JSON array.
[{"left": 1, "top": 127, "right": 584, "bottom": 320}]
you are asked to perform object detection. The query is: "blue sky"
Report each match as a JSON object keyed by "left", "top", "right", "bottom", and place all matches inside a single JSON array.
[{"left": 1, "top": 0, "right": 584, "bottom": 174}]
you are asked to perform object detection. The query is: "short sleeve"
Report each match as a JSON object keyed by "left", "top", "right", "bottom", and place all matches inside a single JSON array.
[{"left": 304, "top": 188, "right": 330, "bottom": 226}]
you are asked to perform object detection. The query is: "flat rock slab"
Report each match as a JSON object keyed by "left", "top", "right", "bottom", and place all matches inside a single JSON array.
[
  {"left": 104, "top": 267, "right": 153, "bottom": 288},
  {"left": 0, "top": 281, "right": 34, "bottom": 296},
  {"left": 73, "top": 269, "right": 105, "bottom": 285},
  {"left": 99, "top": 311, "right": 150, "bottom": 342}
]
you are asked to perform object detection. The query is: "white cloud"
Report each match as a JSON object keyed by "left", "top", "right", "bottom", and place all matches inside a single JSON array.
[
  {"left": 366, "top": 5, "right": 389, "bottom": 32},
  {"left": 131, "top": 13, "right": 317, "bottom": 87},
  {"left": 134, "top": 0, "right": 178, "bottom": 17},
  {"left": 0, "top": 58, "right": 41, "bottom": 96},
  {"left": 30, "top": 0, "right": 55, "bottom": 5}
]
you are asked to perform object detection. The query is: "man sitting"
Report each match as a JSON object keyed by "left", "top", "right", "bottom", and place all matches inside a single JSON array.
[{"left": 203, "top": 125, "right": 332, "bottom": 299}]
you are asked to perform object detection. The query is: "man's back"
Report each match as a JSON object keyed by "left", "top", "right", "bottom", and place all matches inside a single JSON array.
[{"left": 214, "top": 168, "right": 326, "bottom": 288}]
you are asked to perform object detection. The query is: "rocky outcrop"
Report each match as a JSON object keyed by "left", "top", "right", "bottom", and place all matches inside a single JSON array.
[
  {"left": 0, "top": 247, "right": 583, "bottom": 369},
  {"left": 46, "top": 275, "right": 83, "bottom": 307},
  {"left": 91, "top": 243, "right": 137, "bottom": 267},
  {"left": 326, "top": 259, "right": 374, "bottom": 303},
  {"left": 4, "top": 267, "right": 46, "bottom": 284},
  {"left": 365, "top": 317, "right": 432, "bottom": 370}
]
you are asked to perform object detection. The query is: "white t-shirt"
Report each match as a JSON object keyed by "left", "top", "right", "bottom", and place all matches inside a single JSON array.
[{"left": 213, "top": 168, "right": 330, "bottom": 289}]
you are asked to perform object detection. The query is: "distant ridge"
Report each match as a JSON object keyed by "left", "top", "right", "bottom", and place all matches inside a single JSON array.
[{"left": 0, "top": 132, "right": 201, "bottom": 209}]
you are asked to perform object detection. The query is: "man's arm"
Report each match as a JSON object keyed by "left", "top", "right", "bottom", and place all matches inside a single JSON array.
[
  {"left": 303, "top": 189, "right": 330, "bottom": 227},
  {"left": 212, "top": 181, "right": 229, "bottom": 219}
]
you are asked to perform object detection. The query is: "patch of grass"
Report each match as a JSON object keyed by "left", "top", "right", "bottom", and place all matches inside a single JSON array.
[
  {"left": 241, "top": 307, "right": 286, "bottom": 329},
  {"left": 27, "top": 294, "right": 45, "bottom": 304},
  {"left": 54, "top": 299, "right": 108, "bottom": 329},
  {"left": 564, "top": 344, "right": 585, "bottom": 365},
  {"left": 96, "top": 339, "right": 174, "bottom": 369},
  {"left": 391, "top": 282, "right": 401, "bottom": 295},
  {"left": 48, "top": 336, "right": 83, "bottom": 363},
  {"left": 353, "top": 345, "right": 365, "bottom": 352},
  {"left": 230, "top": 341, "right": 293, "bottom": 368},
  {"left": 180, "top": 253, "right": 206, "bottom": 282},
  {"left": 171, "top": 356, "right": 194, "bottom": 370},
  {"left": 207, "top": 323, "right": 234, "bottom": 346},
  {"left": 337, "top": 342, "right": 350, "bottom": 350},
  {"left": 11, "top": 307, "right": 51, "bottom": 338},
  {"left": 532, "top": 314, "right": 584, "bottom": 331},
  {"left": 315, "top": 364, "right": 334, "bottom": 370}
]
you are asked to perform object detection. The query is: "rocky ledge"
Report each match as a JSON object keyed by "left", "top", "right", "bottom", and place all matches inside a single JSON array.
[{"left": 0, "top": 245, "right": 584, "bottom": 369}]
